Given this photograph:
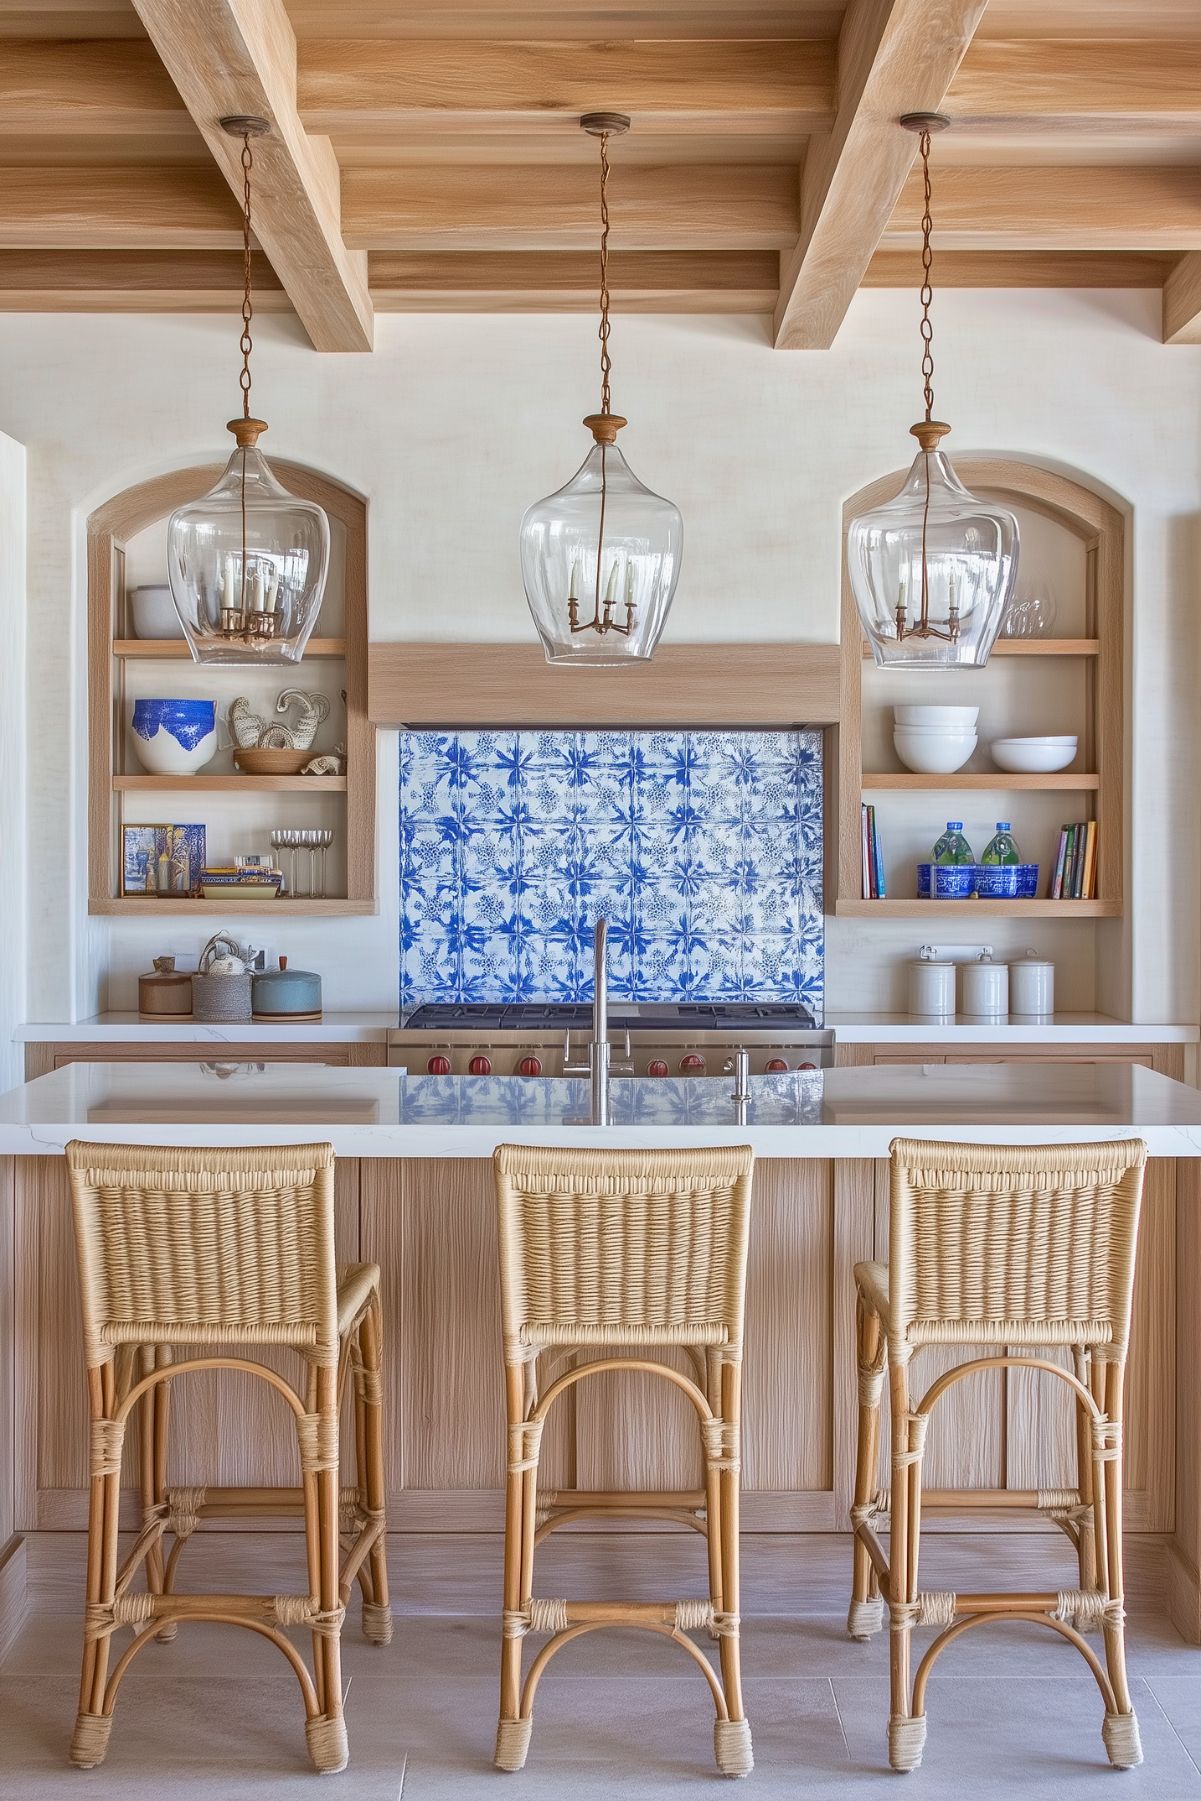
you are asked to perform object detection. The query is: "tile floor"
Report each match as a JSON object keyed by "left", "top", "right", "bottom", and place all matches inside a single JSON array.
[{"left": 2, "top": 1606, "right": 1200, "bottom": 1800}]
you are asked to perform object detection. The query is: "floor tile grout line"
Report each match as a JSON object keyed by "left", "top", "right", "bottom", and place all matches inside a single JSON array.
[
  {"left": 1137, "top": 1679, "right": 1201, "bottom": 1781},
  {"left": 826, "top": 1674, "right": 852, "bottom": 1762}
]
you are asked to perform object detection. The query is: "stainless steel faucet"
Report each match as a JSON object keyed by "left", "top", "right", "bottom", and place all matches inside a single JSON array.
[{"left": 562, "top": 917, "right": 633, "bottom": 1123}]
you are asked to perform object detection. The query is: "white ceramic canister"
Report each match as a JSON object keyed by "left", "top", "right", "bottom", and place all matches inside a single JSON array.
[
  {"left": 960, "top": 953, "right": 1009, "bottom": 1019},
  {"left": 1009, "top": 953, "right": 1055, "bottom": 1017},
  {"left": 907, "top": 956, "right": 956, "bottom": 1018}
]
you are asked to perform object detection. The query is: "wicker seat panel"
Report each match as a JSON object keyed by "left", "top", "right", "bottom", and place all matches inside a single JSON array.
[
  {"left": 887, "top": 1139, "right": 1146, "bottom": 1353},
  {"left": 495, "top": 1146, "right": 753, "bottom": 1351},
  {"left": 66, "top": 1143, "right": 339, "bottom": 1360}
]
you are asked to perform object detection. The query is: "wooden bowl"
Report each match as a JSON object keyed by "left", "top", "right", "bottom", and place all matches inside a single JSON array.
[{"left": 234, "top": 747, "right": 309, "bottom": 776}]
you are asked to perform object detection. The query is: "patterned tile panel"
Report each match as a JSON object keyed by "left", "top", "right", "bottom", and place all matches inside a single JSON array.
[{"left": 399, "top": 729, "right": 823, "bottom": 1015}]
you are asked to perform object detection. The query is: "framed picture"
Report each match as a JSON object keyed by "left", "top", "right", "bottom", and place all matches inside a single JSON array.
[{"left": 122, "top": 824, "right": 206, "bottom": 895}]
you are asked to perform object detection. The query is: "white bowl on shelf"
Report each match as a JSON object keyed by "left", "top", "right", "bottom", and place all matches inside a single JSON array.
[
  {"left": 893, "top": 704, "right": 979, "bottom": 729},
  {"left": 989, "top": 735, "right": 1078, "bottom": 773},
  {"left": 894, "top": 727, "right": 977, "bottom": 774},
  {"left": 128, "top": 584, "right": 184, "bottom": 640}
]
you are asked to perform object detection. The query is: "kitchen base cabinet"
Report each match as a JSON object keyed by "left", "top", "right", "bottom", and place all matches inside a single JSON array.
[{"left": 24, "top": 1041, "right": 387, "bottom": 1079}]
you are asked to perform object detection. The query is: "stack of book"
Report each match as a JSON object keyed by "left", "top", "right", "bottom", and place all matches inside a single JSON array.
[
  {"left": 860, "top": 803, "right": 887, "bottom": 899},
  {"left": 200, "top": 865, "right": 284, "bottom": 901},
  {"left": 1050, "top": 821, "right": 1098, "bottom": 899}
]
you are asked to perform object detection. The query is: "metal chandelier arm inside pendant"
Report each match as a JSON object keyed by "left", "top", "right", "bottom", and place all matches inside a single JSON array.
[
  {"left": 165, "top": 116, "right": 330, "bottom": 667},
  {"left": 519, "top": 113, "right": 683, "bottom": 666},
  {"left": 847, "top": 114, "right": 1019, "bottom": 671}
]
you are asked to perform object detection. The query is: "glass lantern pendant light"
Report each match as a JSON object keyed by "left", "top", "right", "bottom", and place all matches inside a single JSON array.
[
  {"left": 848, "top": 114, "right": 1018, "bottom": 669},
  {"left": 520, "top": 113, "right": 682, "bottom": 665},
  {"left": 167, "top": 117, "right": 329, "bottom": 665}
]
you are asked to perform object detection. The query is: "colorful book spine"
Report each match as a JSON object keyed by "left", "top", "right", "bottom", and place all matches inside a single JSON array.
[
  {"left": 872, "top": 810, "right": 887, "bottom": 899},
  {"left": 861, "top": 803, "right": 871, "bottom": 899},
  {"left": 1050, "top": 827, "right": 1068, "bottom": 900},
  {"left": 1082, "top": 819, "right": 1098, "bottom": 899}
]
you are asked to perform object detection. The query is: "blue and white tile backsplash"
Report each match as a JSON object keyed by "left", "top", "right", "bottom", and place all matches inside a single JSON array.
[{"left": 399, "top": 729, "right": 823, "bottom": 1015}]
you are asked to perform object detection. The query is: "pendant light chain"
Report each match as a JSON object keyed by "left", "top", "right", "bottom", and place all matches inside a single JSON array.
[
  {"left": 597, "top": 128, "right": 613, "bottom": 418},
  {"left": 239, "top": 131, "right": 255, "bottom": 420},
  {"left": 918, "top": 127, "right": 935, "bottom": 423}
]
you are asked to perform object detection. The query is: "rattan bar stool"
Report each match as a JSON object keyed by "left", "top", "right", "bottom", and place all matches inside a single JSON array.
[
  {"left": 492, "top": 1143, "right": 755, "bottom": 1779},
  {"left": 847, "top": 1136, "right": 1148, "bottom": 1774},
  {"left": 63, "top": 1141, "right": 391, "bottom": 1775}
]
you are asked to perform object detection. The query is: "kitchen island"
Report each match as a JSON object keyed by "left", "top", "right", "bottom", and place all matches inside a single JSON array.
[{"left": 2, "top": 1060, "right": 1200, "bottom": 1657}]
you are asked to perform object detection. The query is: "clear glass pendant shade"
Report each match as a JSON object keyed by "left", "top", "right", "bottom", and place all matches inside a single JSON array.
[
  {"left": 520, "top": 424, "right": 683, "bottom": 666},
  {"left": 848, "top": 428, "right": 1019, "bottom": 668},
  {"left": 167, "top": 423, "right": 330, "bottom": 665}
]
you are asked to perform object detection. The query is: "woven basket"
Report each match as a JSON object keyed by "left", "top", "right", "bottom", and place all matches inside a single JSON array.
[{"left": 192, "top": 935, "right": 253, "bottom": 1022}]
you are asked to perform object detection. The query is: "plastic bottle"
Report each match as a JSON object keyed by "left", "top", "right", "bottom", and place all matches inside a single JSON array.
[
  {"left": 981, "top": 822, "right": 1021, "bottom": 866},
  {"left": 931, "top": 821, "right": 975, "bottom": 866}
]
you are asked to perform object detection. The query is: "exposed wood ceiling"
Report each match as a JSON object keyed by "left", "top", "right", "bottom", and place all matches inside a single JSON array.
[{"left": 0, "top": 0, "right": 1200, "bottom": 346}]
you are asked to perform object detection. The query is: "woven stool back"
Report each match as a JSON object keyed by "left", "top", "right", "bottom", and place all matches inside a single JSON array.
[
  {"left": 888, "top": 1137, "right": 1147, "bottom": 1353},
  {"left": 494, "top": 1144, "right": 753, "bottom": 1359},
  {"left": 65, "top": 1141, "right": 338, "bottom": 1366}
]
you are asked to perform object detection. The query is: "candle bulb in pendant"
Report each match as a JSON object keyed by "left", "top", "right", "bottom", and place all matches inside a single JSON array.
[
  {"left": 896, "top": 568, "right": 908, "bottom": 636},
  {"left": 567, "top": 559, "right": 580, "bottom": 603},
  {"left": 601, "top": 560, "right": 619, "bottom": 627}
]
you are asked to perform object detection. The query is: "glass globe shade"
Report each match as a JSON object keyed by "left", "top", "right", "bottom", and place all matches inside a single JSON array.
[
  {"left": 848, "top": 425, "right": 1019, "bottom": 669},
  {"left": 167, "top": 421, "right": 330, "bottom": 665},
  {"left": 520, "top": 419, "right": 682, "bottom": 666}
]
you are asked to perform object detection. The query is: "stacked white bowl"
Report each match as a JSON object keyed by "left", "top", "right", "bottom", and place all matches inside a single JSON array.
[
  {"left": 893, "top": 704, "right": 979, "bottom": 774},
  {"left": 989, "top": 735, "right": 1077, "bottom": 773}
]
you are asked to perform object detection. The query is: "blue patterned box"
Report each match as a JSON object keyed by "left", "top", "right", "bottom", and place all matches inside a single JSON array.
[{"left": 399, "top": 729, "right": 823, "bottom": 1016}]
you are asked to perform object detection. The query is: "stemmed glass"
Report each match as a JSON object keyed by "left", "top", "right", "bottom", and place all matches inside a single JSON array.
[{"left": 270, "top": 826, "right": 335, "bottom": 898}]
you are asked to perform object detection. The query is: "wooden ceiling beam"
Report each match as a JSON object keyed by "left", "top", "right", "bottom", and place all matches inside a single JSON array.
[
  {"left": 0, "top": 39, "right": 191, "bottom": 136},
  {"left": 865, "top": 248, "right": 1173, "bottom": 287},
  {"left": 774, "top": 0, "right": 988, "bottom": 351},
  {"left": 342, "top": 163, "right": 799, "bottom": 250},
  {"left": 1163, "top": 254, "right": 1201, "bottom": 344},
  {"left": 886, "top": 164, "right": 1201, "bottom": 249},
  {"left": 949, "top": 37, "right": 1201, "bottom": 130},
  {"left": 0, "top": 247, "right": 287, "bottom": 308},
  {"left": 0, "top": 166, "right": 241, "bottom": 247},
  {"left": 297, "top": 37, "right": 835, "bottom": 133},
  {"left": 128, "top": 0, "right": 373, "bottom": 351},
  {"left": 368, "top": 249, "right": 779, "bottom": 310}
]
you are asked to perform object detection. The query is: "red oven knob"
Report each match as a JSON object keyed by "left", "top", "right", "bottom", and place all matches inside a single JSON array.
[
  {"left": 468, "top": 1054, "right": 492, "bottom": 1076},
  {"left": 797, "top": 1061, "right": 818, "bottom": 1072},
  {"left": 426, "top": 1055, "right": 451, "bottom": 1075},
  {"left": 518, "top": 1056, "right": 543, "bottom": 1077},
  {"left": 765, "top": 1058, "right": 789, "bottom": 1072},
  {"left": 679, "top": 1053, "right": 706, "bottom": 1074},
  {"left": 646, "top": 1058, "right": 669, "bottom": 1077}
]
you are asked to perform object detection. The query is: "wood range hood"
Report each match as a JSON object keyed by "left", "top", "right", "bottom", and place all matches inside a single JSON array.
[{"left": 366, "top": 642, "right": 842, "bottom": 729}]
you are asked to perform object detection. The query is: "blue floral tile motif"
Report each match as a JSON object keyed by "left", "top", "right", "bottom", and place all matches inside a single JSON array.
[{"left": 399, "top": 730, "right": 823, "bottom": 1016}]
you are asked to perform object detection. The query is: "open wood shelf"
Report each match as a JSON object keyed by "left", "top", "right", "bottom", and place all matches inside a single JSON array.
[
  {"left": 861, "top": 638, "right": 1099, "bottom": 658},
  {"left": 113, "top": 774, "right": 347, "bottom": 793},
  {"left": 89, "top": 896, "right": 376, "bottom": 916},
  {"left": 89, "top": 460, "right": 375, "bottom": 917},
  {"left": 861, "top": 772, "right": 1099, "bottom": 791},
  {"left": 113, "top": 637, "right": 347, "bottom": 659},
  {"left": 834, "top": 898, "right": 1121, "bottom": 919}
]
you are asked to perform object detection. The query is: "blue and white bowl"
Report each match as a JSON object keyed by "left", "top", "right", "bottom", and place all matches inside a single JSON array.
[
  {"left": 973, "top": 863, "right": 1041, "bottom": 899},
  {"left": 131, "top": 698, "right": 218, "bottom": 776}
]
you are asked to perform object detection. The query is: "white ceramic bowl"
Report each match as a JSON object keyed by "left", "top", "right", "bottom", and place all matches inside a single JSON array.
[
  {"left": 894, "top": 728, "right": 977, "bottom": 774},
  {"left": 989, "top": 736, "right": 1078, "bottom": 773},
  {"left": 893, "top": 704, "right": 979, "bottom": 729},
  {"left": 128, "top": 584, "right": 185, "bottom": 640}
]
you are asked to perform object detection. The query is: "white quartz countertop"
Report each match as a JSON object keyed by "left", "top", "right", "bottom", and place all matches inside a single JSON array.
[
  {"left": 15, "top": 1011, "right": 1198, "bottom": 1045},
  {"left": 4, "top": 1061, "right": 1201, "bottom": 1158}
]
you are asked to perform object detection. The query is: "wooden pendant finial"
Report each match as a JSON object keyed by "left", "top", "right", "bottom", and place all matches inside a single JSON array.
[{"left": 227, "top": 417, "right": 269, "bottom": 448}]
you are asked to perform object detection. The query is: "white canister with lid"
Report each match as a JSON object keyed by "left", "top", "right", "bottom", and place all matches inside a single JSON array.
[
  {"left": 960, "top": 952, "right": 1009, "bottom": 1019},
  {"left": 907, "top": 953, "right": 956, "bottom": 1018},
  {"left": 1009, "top": 953, "right": 1055, "bottom": 1017}
]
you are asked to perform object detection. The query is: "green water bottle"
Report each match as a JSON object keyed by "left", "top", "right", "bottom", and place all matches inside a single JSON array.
[
  {"left": 931, "top": 821, "right": 975, "bottom": 866},
  {"left": 981, "top": 822, "right": 1021, "bottom": 866}
]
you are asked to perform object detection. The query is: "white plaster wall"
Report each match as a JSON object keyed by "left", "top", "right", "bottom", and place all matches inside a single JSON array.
[
  {"left": 0, "top": 433, "right": 26, "bottom": 1084},
  {"left": 0, "top": 290, "right": 1196, "bottom": 1024}
]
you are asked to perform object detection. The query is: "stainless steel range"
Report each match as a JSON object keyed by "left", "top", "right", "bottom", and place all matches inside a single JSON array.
[{"left": 387, "top": 1001, "right": 832, "bottom": 1078}]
